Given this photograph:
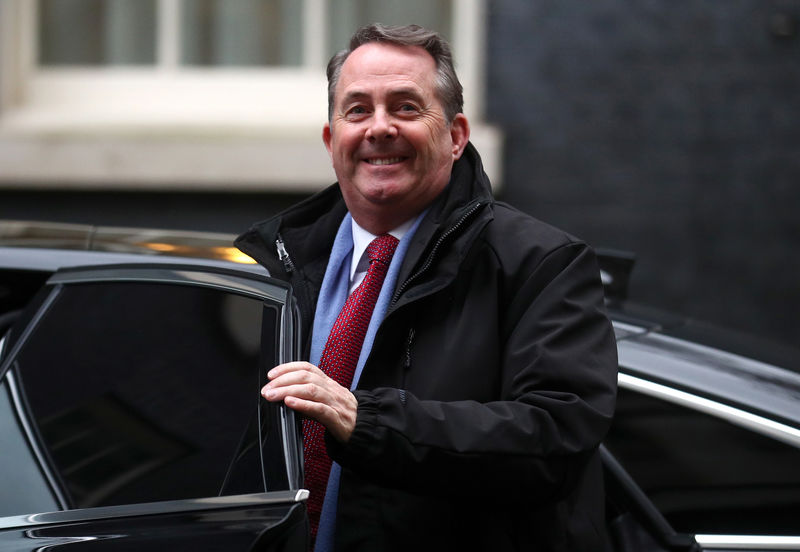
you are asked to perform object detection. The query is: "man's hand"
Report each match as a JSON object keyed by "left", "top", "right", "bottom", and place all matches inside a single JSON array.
[{"left": 261, "top": 361, "right": 358, "bottom": 443}]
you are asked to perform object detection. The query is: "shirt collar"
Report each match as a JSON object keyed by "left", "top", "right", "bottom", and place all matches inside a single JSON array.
[{"left": 350, "top": 218, "right": 415, "bottom": 283}]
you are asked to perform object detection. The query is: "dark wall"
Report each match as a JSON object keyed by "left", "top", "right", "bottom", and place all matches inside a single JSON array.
[{"left": 486, "top": 0, "right": 800, "bottom": 347}]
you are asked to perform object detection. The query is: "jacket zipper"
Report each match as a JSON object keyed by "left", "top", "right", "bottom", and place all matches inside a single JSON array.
[
  {"left": 274, "top": 234, "right": 317, "bottom": 350},
  {"left": 396, "top": 201, "right": 483, "bottom": 385},
  {"left": 399, "top": 327, "right": 415, "bottom": 399},
  {"left": 404, "top": 327, "right": 415, "bottom": 370},
  {"left": 275, "top": 234, "right": 295, "bottom": 275},
  {"left": 390, "top": 201, "right": 483, "bottom": 307}
]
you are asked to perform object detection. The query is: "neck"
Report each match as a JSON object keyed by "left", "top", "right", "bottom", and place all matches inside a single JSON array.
[{"left": 350, "top": 210, "right": 412, "bottom": 235}]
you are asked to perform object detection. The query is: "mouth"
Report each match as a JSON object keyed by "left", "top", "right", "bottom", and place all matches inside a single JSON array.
[{"left": 364, "top": 157, "right": 405, "bottom": 166}]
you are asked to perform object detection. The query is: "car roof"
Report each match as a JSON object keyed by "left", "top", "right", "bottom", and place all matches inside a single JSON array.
[
  {"left": 0, "top": 246, "right": 268, "bottom": 276},
  {"left": 0, "top": 220, "right": 267, "bottom": 276},
  {"left": 615, "top": 320, "right": 800, "bottom": 430},
  {"left": 0, "top": 220, "right": 255, "bottom": 264}
]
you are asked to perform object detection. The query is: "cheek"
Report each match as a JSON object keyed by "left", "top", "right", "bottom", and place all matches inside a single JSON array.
[
  {"left": 333, "top": 139, "right": 359, "bottom": 169},
  {"left": 421, "top": 122, "right": 454, "bottom": 158},
  {"left": 422, "top": 137, "right": 454, "bottom": 171},
  {"left": 329, "top": 126, "right": 359, "bottom": 156}
]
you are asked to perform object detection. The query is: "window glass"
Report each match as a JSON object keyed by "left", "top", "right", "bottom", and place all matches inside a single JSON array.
[
  {"left": 181, "top": 0, "right": 303, "bottom": 66},
  {"left": 605, "top": 387, "right": 800, "bottom": 535},
  {"left": 9, "top": 281, "right": 273, "bottom": 510},
  {"left": 38, "top": 0, "right": 157, "bottom": 65},
  {"left": 37, "top": 0, "right": 459, "bottom": 69},
  {"left": 327, "top": 0, "right": 453, "bottom": 57},
  {"left": 37, "top": 0, "right": 302, "bottom": 68},
  {"left": 0, "top": 380, "right": 59, "bottom": 516}
]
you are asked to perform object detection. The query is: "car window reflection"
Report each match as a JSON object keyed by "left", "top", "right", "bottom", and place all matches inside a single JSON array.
[{"left": 6, "top": 281, "right": 270, "bottom": 512}]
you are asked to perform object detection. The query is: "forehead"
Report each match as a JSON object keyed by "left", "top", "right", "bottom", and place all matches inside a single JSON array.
[{"left": 335, "top": 43, "right": 438, "bottom": 101}]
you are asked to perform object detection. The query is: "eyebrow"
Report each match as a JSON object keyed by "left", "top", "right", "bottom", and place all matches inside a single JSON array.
[
  {"left": 340, "top": 91, "right": 371, "bottom": 106},
  {"left": 339, "top": 87, "right": 425, "bottom": 107}
]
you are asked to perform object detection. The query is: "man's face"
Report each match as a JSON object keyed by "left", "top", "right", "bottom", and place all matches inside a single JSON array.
[{"left": 323, "top": 42, "right": 469, "bottom": 233}]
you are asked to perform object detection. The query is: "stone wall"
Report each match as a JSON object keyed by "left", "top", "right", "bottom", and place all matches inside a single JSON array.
[{"left": 486, "top": 0, "right": 800, "bottom": 346}]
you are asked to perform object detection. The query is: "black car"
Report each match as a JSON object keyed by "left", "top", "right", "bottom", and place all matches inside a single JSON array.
[
  {"left": 600, "top": 250, "right": 800, "bottom": 551},
  {"left": 1, "top": 221, "right": 799, "bottom": 551}
]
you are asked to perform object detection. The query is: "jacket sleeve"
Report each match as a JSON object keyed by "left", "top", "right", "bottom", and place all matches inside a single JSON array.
[{"left": 325, "top": 242, "right": 618, "bottom": 504}]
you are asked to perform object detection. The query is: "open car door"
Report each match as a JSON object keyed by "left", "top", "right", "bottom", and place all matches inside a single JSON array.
[{"left": 0, "top": 264, "right": 307, "bottom": 551}]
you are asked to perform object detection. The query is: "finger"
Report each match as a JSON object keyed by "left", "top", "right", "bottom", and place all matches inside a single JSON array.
[
  {"left": 262, "top": 366, "right": 329, "bottom": 399},
  {"left": 262, "top": 380, "right": 321, "bottom": 402},
  {"left": 267, "top": 361, "right": 317, "bottom": 381},
  {"left": 282, "top": 394, "right": 330, "bottom": 417},
  {"left": 264, "top": 369, "right": 314, "bottom": 390}
]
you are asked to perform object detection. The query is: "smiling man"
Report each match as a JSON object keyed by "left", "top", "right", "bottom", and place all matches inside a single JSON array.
[
  {"left": 236, "top": 24, "right": 617, "bottom": 552},
  {"left": 322, "top": 40, "right": 468, "bottom": 235}
]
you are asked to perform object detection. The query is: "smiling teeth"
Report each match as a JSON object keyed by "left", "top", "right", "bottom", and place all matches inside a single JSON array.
[{"left": 368, "top": 157, "right": 402, "bottom": 165}]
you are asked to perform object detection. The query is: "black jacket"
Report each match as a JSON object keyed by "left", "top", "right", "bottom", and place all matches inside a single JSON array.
[{"left": 236, "top": 144, "right": 618, "bottom": 551}]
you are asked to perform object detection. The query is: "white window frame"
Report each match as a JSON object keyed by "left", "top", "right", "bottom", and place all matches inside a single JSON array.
[{"left": 0, "top": 0, "right": 501, "bottom": 191}]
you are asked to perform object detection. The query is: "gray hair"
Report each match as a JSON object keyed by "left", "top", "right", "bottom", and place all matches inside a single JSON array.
[{"left": 326, "top": 23, "right": 464, "bottom": 123}]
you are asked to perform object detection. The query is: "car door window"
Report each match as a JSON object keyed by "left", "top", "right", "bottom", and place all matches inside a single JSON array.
[
  {"left": 0, "top": 378, "right": 60, "bottom": 517},
  {"left": 605, "top": 387, "right": 800, "bottom": 535},
  {"left": 0, "top": 275, "right": 281, "bottom": 515}
]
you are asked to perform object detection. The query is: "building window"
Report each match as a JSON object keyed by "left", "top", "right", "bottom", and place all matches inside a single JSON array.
[
  {"left": 37, "top": 0, "right": 306, "bottom": 68},
  {"left": 326, "top": 0, "right": 453, "bottom": 56},
  {"left": 0, "top": 0, "right": 501, "bottom": 190},
  {"left": 180, "top": 0, "right": 304, "bottom": 67},
  {"left": 39, "top": 0, "right": 158, "bottom": 66},
  {"left": 35, "top": 0, "right": 457, "bottom": 69}
]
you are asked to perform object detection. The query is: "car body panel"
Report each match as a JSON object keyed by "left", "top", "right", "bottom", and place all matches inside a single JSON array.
[
  {"left": 610, "top": 319, "right": 800, "bottom": 551},
  {"left": 617, "top": 328, "right": 800, "bottom": 430},
  {"left": 695, "top": 535, "right": 800, "bottom": 551},
  {"left": 0, "top": 493, "right": 309, "bottom": 552},
  {"left": 0, "top": 258, "right": 306, "bottom": 551}
]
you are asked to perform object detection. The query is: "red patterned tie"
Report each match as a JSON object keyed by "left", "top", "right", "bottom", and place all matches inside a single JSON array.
[{"left": 303, "top": 233, "right": 400, "bottom": 541}]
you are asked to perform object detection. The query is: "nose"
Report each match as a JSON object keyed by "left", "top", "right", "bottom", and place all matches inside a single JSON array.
[{"left": 365, "top": 108, "right": 398, "bottom": 141}]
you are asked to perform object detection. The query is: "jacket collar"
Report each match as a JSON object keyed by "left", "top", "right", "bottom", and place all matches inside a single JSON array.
[
  {"left": 391, "top": 142, "right": 495, "bottom": 307},
  {"left": 234, "top": 184, "right": 346, "bottom": 278},
  {"left": 234, "top": 142, "right": 495, "bottom": 282}
]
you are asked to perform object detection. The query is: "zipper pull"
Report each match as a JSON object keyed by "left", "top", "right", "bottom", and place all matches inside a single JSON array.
[
  {"left": 404, "top": 327, "right": 415, "bottom": 370},
  {"left": 275, "top": 235, "right": 295, "bottom": 274}
]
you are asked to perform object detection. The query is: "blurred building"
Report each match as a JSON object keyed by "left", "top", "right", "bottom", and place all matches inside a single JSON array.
[
  {"left": 0, "top": 0, "right": 501, "bottom": 193},
  {"left": 1, "top": 0, "right": 799, "bottom": 348}
]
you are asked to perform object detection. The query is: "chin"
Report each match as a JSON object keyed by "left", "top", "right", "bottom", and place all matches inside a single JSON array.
[{"left": 358, "top": 180, "right": 411, "bottom": 203}]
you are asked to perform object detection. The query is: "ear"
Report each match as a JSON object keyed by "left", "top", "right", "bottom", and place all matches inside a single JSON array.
[
  {"left": 450, "top": 113, "right": 470, "bottom": 160},
  {"left": 322, "top": 123, "right": 333, "bottom": 159}
]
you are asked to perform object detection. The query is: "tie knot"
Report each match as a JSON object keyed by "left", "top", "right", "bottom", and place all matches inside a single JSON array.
[{"left": 367, "top": 234, "right": 399, "bottom": 265}]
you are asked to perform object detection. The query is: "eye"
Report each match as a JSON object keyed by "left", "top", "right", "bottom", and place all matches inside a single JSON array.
[
  {"left": 344, "top": 105, "right": 370, "bottom": 120},
  {"left": 398, "top": 103, "right": 418, "bottom": 113}
]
